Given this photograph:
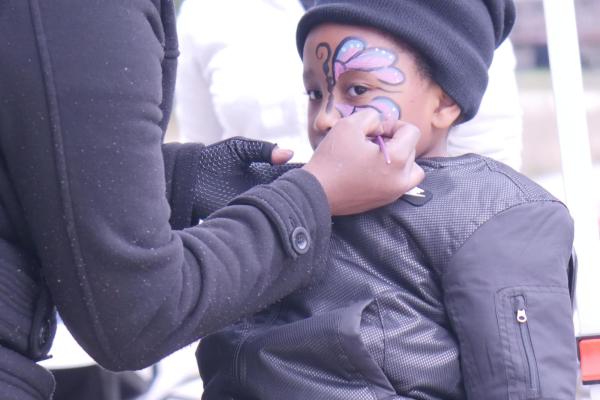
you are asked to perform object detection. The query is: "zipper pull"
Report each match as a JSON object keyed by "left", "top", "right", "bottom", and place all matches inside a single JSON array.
[{"left": 516, "top": 308, "right": 528, "bottom": 323}]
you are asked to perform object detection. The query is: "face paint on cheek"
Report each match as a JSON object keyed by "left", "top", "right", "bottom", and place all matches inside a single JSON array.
[
  {"left": 334, "top": 97, "right": 398, "bottom": 164},
  {"left": 370, "top": 97, "right": 401, "bottom": 122},
  {"left": 335, "top": 96, "right": 401, "bottom": 122},
  {"left": 335, "top": 103, "right": 355, "bottom": 118}
]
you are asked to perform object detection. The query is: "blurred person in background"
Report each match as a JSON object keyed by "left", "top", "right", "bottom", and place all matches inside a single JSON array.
[
  {"left": 175, "top": 0, "right": 523, "bottom": 169},
  {"left": 175, "top": 0, "right": 313, "bottom": 161}
]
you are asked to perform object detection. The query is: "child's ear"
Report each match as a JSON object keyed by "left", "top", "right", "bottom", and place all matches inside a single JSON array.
[{"left": 432, "top": 92, "right": 461, "bottom": 129}]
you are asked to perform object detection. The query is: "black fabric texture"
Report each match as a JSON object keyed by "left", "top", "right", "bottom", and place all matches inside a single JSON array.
[
  {"left": 296, "top": 0, "right": 516, "bottom": 121},
  {"left": 164, "top": 142, "right": 205, "bottom": 230},
  {"left": 0, "top": 346, "right": 55, "bottom": 400},
  {"left": 229, "top": 168, "right": 327, "bottom": 262},
  {"left": 443, "top": 202, "right": 576, "bottom": 399},
  {"left": 52, "top": 365, "right": 153, "bottom": 400},
  {"left": 157, "top": 0, "right": 179, "bottom": 135},
  {"left": 199, "top": 154, "right": 576, "bottom": 400},
  {"left": 164, "top": 139, "right": 302, "bottom": 230},
  {"left": 193, "top": 138, "right": 302, "bottom": 221},
  {"left": 0, "top": 2, "right": 332, "bottom": 396}
]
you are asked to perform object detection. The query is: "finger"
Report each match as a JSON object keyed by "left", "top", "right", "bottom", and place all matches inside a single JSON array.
[
  {"left": 385, "top": 122, "right": 421, "bottom": 159},
  {"left": 343, "top": 108, "right": 384, "bottom": 138},
  {"left": 270, "top": 146, "right": 294, "bottom": 165},
  {"left": 381, "top": 120, "right": 397, "bottom": 136},
  {"left": 405, "top": 162, "right": 426, "bottom": 190},
  {"left": 228, "top": 136, "right": 275, "bottom": 164}
]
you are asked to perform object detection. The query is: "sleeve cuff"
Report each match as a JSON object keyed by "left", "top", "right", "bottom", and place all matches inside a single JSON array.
[
  {"left": 230, "top": 168, "right": 331, "bottom": 277},
  {"left": 0, "top": 346, "right": 55, "bottom": 400},
  {"left": 163, "top": 142, "right": 205, "bottom": 230}
]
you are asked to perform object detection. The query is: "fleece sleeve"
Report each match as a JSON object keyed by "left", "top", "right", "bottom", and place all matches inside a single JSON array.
[
  {"left": 161, "top": 142, "right": 205, "bottom": 229},
  {"left": 0, "top": 0, "right": 330, "bottom": 371},
  {"left": 442, "top": 201, "right": 577, "bottom": 399}
]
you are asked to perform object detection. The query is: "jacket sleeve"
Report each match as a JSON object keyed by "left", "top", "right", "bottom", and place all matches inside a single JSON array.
[
  {"left": 0, "top": 346, "right": 55, "bottom": 400},
  {"left": 0, "top": 0, "right": 331, "bottom": 371},
  {"left": 161, "top": 142, "right": 204, "bottom": 229},
  {"left": 442, "top": 201, "right": 577, "bottom": 399}
]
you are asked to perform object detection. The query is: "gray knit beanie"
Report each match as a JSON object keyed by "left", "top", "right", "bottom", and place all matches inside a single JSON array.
[{"left": 296, "top": 0, "right": 516, "bottom": 122}]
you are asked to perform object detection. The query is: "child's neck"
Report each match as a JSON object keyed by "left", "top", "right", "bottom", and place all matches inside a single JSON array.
[{"left": 419, "top": 140, "right": 448, "bottom": 158}]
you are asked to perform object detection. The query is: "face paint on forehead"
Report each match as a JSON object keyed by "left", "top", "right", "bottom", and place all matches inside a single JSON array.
[
  {"left": 333, "top": 37, "right": 405, "bottom": 85},
  {"left": 315, "top": 36, "right": 406, "bottom": 114},
  {"left": 336, "top": 96, "right": 401, "bottom": 122},
  {"left": 315, "top": 42, "right": 336, "bottom": 113}
]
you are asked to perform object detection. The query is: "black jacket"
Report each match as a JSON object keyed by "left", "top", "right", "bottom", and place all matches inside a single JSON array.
[
  {"left": 0, "top": 1, "right": 331, "bottom": 399},
  {"left": 199, "top": 155, "right": 577, "bottom": 400}
]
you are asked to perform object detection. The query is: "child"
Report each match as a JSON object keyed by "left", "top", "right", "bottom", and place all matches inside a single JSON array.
[{"left": 197, "top": 1, "right": 578, "bottom": 399}]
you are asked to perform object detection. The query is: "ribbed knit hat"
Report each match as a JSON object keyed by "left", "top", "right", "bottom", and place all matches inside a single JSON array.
[{"left": 296, "top": 0, "right": 516, "bottom": 122}]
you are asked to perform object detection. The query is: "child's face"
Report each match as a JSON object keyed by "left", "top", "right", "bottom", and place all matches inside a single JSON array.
[{"left": 302, "top": 23, "right": 456, "bottom": 157}]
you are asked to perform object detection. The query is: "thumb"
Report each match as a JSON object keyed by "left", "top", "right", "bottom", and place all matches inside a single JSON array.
[{"left": 270, "top": 146, "right": 294, "bottom": 165}]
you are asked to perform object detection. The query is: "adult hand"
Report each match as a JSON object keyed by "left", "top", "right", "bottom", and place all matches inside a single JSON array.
[
  {"left": 192, "top": 137, "right": 300, "bottom": 220},
  {"left": 303, "top": 109, "right": 424, "bottom": 215}
]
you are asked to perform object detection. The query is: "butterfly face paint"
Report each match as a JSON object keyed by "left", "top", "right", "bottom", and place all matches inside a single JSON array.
[
  {"left": 336, "top": 97, "right": 401, "bottom": 123},
  {"left": 333, "top": 38, "right": 405, "bottom": 86},
  {"left": 305, "top": 24, "right": 449, "bottom": 158},
  {"left": 335, "top": 97, "right": 399, "bottom": 164},
  {"left": 315, "top": 37, "right": 404, "bottom": 122}
]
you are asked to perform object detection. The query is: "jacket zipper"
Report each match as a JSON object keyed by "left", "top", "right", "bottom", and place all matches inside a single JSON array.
[
  {"left": 513, "top": 295, "right": 539, "bottom": 392},
  {"left": 232, "top": 320, "right": 251, "bottom": 386}
]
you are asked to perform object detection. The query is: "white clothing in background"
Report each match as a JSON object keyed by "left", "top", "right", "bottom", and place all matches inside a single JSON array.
[
  {"left": 176, "top": 1, "right": 523, "bottom": 168},
  {"left": 448, "top": 40, "right": 523, "bottom": 171},
  {"left": 175, "top": 0, "right": 313, "bottom": 162}
]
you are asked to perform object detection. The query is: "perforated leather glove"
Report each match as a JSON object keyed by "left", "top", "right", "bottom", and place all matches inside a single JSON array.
[{"left": 191, "top": 137, "right": 301, "bottom": 222}]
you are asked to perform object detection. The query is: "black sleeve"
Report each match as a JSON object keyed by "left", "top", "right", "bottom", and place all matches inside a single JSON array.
[
  {"left": 0, "top": 346, "right": 54, "bottom": 400},
  {"left": 161, "top": 142, "right": 205, "bottom": 229},
  {"left": 0, "top": 0, "right": 331, "bottom": 371},
  {"left": 442, "top": 201, "right": 577, "bottom": 399}
]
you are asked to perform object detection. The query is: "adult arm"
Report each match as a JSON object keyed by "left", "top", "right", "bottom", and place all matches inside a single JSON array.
[
  {"left": 1, "top": 0, "right": 330, "bottom": 371},
  {"left": 442, "top": 201, "right": 577, "bottom": 399},
  {"left": 0, "top": 236, "right": 55, "bottom": 400},
  {"left": 162, "top": 138, "right": 297, "bottom": 228},
  {"left": 0, "top": 346, "right": 54, "bottom": 400},
  {"left": 1, "top": 0, "right": 422, "bottom": 374}
]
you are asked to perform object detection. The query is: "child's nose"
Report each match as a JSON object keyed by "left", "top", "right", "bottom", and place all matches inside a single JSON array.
[{"left": 313, "top": 103, "right": 341, "bottom": 134}]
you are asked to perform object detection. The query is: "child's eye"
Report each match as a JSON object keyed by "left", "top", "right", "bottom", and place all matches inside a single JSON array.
[
  {"left": 306, "top": 90, "right": 323, "bottom": 101},
  {"left": 347, "top": 85, "right": 369, "bottom": 97}
]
